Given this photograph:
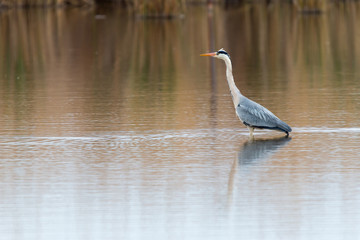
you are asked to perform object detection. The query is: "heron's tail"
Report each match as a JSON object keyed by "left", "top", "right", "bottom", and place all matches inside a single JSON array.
[{"left": 277, "top": 120, "right": 292, "bottom": 134}]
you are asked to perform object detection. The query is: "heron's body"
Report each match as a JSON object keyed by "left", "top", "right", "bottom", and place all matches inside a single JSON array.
[
  {"left": 201, "top": 49, "right": 292, "bottom": 137},
  {"left": 236, "top": 96, "right": 292, "bottom": 136}
]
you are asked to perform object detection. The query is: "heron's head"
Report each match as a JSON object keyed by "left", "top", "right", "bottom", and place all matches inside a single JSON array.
[{"left": 200, "top": 48, "right": 230, "bottom": 60}]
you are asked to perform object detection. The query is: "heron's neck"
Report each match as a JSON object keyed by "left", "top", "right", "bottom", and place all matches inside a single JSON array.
[{"left": 224, "top": 57, "right": 241, "bottom": 107}]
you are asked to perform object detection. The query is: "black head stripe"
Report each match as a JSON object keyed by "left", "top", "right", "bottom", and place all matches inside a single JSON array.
[{"left": 217, "top": 50, "right": 230, "bottom": 58}]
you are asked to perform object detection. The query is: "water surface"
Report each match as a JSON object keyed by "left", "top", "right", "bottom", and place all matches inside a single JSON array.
[{"left": 1, "top": 3, "right": 360, "bottom": 240}]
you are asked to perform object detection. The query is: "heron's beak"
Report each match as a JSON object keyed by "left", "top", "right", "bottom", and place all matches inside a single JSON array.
[{"left": 200, "top": 52, "right": 216, "bottom": 57}]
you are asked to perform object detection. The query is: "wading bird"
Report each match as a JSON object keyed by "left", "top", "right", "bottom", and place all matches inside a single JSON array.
[{"left": 201, "top": 48, "right": 292, "bottom": 137}]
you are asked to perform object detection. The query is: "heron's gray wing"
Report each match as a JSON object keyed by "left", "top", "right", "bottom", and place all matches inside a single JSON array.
[{"left": 236, "top": 97, "right": 287, "bottom": 130}]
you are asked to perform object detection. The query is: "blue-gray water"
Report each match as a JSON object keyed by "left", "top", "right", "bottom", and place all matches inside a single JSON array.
[{"left": 1, "top": 3, "right": 360, "bottom": 239}]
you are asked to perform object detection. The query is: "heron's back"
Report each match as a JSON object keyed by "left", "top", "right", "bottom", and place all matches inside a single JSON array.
[{"left": 236, "top": 96, "right": 292, "bottom": 133}]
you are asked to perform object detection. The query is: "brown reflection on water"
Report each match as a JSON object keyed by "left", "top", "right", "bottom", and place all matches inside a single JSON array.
[
  {"left": 0, "top": 6, "right": 224, "bottom": 134},
  {"left": 1, "top": 2, "right": 360, "bottom": 240}
]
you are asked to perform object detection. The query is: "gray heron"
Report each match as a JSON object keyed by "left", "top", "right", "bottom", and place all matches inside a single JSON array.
[{"left": 201, "top": 48, "right": 292, "bottom": 137}]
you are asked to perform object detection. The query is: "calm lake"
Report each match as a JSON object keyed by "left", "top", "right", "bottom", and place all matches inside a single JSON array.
[{"left": 1, "top": 2, "right": 360, "bottom": 239}]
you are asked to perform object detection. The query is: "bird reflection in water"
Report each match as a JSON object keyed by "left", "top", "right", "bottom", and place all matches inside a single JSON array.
[
  {"left": 238, "top": 136, "right": 292, "bottom": 166},
  {"left": 227, "top": 136, "right": 292, "bottom": 204}
]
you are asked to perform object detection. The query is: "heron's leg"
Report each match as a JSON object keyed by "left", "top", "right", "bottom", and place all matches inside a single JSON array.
[{"left": 247, "top": 126, "right": 254, "bottom": 139}]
